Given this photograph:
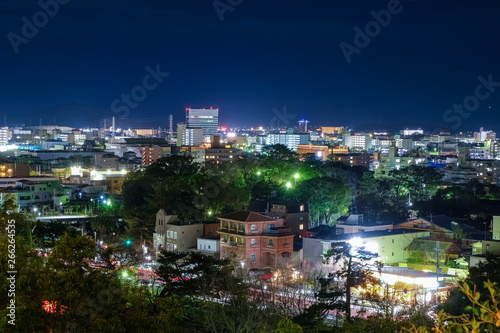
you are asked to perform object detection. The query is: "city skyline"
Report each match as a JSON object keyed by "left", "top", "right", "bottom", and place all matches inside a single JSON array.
[{"left": 1, "top": 1, "right": 500, "bottom": 130}]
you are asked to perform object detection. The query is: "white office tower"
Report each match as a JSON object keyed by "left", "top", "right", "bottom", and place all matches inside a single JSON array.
[{"left": 186, "top": 108, "right": 219, "bottom": 136}]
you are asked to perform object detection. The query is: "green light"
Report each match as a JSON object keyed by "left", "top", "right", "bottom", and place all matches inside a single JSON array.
[
  {"left": 294, "top": 173, "right": 299, "bottom": 179},
  {"left": 122, "top": 271, "right": 128, "bottom": 278},
  {"left": 286, "top": 182, "right": 291, "bottom": 188},
  {"left": 107, "top": 201, "right": 111, "bottom": 206},
  {"left": 208, "top": 211, "right": 212, "bottom": 216},
  {"left": 257, "top": 171, "right": 261, "bottom": 176}
]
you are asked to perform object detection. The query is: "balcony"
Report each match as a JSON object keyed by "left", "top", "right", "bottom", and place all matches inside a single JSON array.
[
  {"left": 263, "top": 227, "right": 292, "bottom": 236},
  {"left": 228, "top": 241, "right": 237, "bottom": 247}
]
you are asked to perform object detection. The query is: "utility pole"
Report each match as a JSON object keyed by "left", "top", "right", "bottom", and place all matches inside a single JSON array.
[{"left": 434, "top": 241, "right": 443, "bottom": 306}]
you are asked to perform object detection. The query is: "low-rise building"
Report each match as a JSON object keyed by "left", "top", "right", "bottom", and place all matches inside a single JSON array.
[
  {"left": 268, "top": 202, "right": 309, "bottom": 238},
  {"left": 5, "top": 179, "right": 63, "bottom": 209},
  {"left": 218, "top": 211, "right": 294, "bottom": 269},
  {"left": 335, "top": 214, "right": 393, "bottom": 234},
  {"left": 302, "top": 229, "right": 430, "bottom": 266},
  {"left": 374, "top": 146, "right": 427, "bottom": 177},
  {"left": 330, "top": 153, "right": 370, "bottom": 168},
  {"left": 153, "top": 210, "right": 205, "bottom": 258}
]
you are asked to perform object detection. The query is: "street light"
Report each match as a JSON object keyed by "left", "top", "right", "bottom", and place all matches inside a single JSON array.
[
  {"left": 294, "top": 173, "right": 299, "bottom": 179},
  {"left": 257, "top": 171, "right": 261, "bottom": 176},
  {"left": 286, "top": 182, "right": 291, "bottom": 188}
]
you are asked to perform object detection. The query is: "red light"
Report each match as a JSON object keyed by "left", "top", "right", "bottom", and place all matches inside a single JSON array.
[{"left": 43, "top": 301, "right": 67, "bottom": 314}]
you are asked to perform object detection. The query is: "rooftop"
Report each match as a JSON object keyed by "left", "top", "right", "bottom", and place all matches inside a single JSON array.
[
  {"left": 218, "top": 211, "right": 276, "bottom": 223},
  {"left": 314, "top": 228, "right": 427, "bottom": 241}
]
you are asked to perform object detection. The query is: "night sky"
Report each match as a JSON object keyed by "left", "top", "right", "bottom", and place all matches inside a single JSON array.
[{"left": 1, "top": 0, "right": 500, "bottom": 132}]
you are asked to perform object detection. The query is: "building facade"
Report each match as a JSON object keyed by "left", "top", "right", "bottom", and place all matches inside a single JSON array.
[
  {"left": 266, "top": 128, "right": 309, "bottom": 152},
  {"left": 153, "top": 210, "right": 206, "bottom": 259},
  {"left": 218, "top": 211, "right": 294, "bottom": 269},
  {"left": 186, "top": 108, "right": 219, "bottom": 136}
]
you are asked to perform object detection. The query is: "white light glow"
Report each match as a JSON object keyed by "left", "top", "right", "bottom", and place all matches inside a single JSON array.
[{"left": 348, "top": 237, "right": 363, "bottom": 249}]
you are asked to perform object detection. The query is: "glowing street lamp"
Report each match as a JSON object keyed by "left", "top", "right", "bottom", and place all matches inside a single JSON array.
[
  {"left": 286, "top": 182, "right": 292, "bottom": 188},
  {"left": 257, "top": 171, "right": 261, "bottom": 176},
  {"left": 294, "top": 173, "right": 299, "bottom": 179}
]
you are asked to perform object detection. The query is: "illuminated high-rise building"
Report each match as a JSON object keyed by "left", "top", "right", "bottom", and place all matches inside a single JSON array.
[
  {"left": 0, "top": 127, "right": 8, "bottom": 146},
  {"left": 186, "top": 108, "right": 219, "bottom": 136}
]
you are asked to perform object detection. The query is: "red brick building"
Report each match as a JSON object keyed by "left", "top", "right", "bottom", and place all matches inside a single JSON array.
[
  {"left": 218, "top": 211, "right": 294, "bottom": 270},
  {"left": 141, "top": 146, "right": 163, "bottom": 166}
]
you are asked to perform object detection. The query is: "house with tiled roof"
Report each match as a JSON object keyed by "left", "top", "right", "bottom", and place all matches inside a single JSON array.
[{"left": 217, "top": 211, "right": 294, "bottom": 270}]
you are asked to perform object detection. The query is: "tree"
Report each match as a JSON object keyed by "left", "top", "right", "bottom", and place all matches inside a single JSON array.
[
  {"left": 321, "top": 241, "right": 380, "bottom": 321},
  {"left": 442, "top": 255, "right": 500, "bottom": 317},
  {"left": 32, "top": 220, "right": 79, "bottom": 248},
  {"left": 296, "top": 177, "right": 351, "bottom": 225},
  {"left": 121, "top": 286, "right": 184, "bottom": 333},
  {"left": 272, "top": 319, "right": 303, "bottom": 333},
  {"left": 452, "top": 225, "right": 468, "bottom": 241},
  {"left": 0, "top": 232, "right": 125, "bottom": 332},
  {"left": 262, "top": 144, "right": 299, "bottom": 161},
  {"left": 403, "top": 281, "right": 500, "bottom": 333},
  {"left": 92, "top": 204, "right": 123, "bottom": 238},
  {"left": 122, "top": 155, "right": 207, "bottom": 241},
  {"left": 156, "top": 251, "right": 242, "bottom": 300}
]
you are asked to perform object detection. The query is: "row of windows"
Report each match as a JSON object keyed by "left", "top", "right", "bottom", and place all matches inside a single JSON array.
[{"left": 250, "top": 238, "right": 289, "bottom": 246}]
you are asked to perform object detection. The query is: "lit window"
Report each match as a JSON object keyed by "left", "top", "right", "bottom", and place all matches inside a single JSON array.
[
  {"left": 299, "top": 224, "right": 304, "bottom": 230},
  {"left": 251, "top": 239, "right": 256, "bottom": 246},
  {"left": 251, "top": 225, "right": 256, "bottom": 231},
  {"left": 300, "top": 205, "right": 304, "bottom": 212}
]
